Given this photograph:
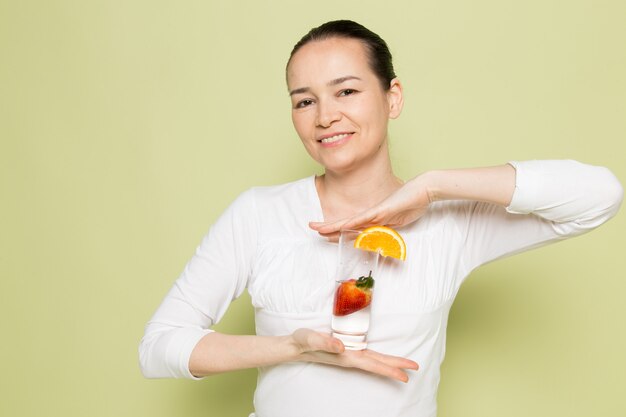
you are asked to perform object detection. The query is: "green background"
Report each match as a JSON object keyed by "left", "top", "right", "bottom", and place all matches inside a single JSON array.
[{"left": 2, "top": 1, "right": 624, "bottom": 416}]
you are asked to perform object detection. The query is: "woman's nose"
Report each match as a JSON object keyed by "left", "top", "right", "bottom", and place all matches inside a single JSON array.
[{"left": 315, "top": 101, "right": 341, "bottom": 128}]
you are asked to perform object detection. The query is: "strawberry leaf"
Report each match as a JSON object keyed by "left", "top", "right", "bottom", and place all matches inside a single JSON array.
[{"left": 356, "top": 270, "right": 374, "bottom": 289}]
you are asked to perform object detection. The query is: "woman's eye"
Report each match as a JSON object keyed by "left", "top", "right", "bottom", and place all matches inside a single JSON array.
[
  {"left": 339, "top": 89, "right": 356, "bottom": 97},
  {"left": 295, "top": 99, "right": 314, "bottom": 109}
]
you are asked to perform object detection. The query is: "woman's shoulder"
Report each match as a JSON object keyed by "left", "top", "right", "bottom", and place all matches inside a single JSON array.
[
  {"left": 241, "top": 176, "right": 319, "bottom": 235},
  {"left": 226, "top": 175, "right": 318, "bottom": 218},
  {"left": 210, "top": 176, "right": 317, "bottom": 239}
]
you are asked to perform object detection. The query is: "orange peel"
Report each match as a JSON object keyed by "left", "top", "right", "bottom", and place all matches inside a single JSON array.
[{"left": 354, "top": 226, "right": 406, "bottom": 260}]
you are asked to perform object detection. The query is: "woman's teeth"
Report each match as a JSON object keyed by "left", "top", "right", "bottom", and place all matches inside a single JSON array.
[{"left": 321, "top": 133, "right": 350, "bottom": 144}]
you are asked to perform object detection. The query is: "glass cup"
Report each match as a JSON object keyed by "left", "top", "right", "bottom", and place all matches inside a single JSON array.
[{"left": 331, "top": 230, "right": 379, "bottom": 350}]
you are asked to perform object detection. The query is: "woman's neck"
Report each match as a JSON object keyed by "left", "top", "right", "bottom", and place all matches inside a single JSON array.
[{"left": 315, "top": 153, "right": 403, "bottom": 222}]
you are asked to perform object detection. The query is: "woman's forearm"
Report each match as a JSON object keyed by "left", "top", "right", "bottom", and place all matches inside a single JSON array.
[
  {"left": 189, "top": 332, "right": 300, "bottom": 377},
  {"left": 419, "top": 164, "right": 516, "bottom": 207},
  {"left": 309, "top": 164, "right": 518, "bottom": 234},
  {"left": 188, "top": 329, "right": 418, "bottom": 382}
]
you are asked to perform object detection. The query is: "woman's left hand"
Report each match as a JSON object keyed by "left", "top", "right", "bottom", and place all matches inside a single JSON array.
[
  {"left": 291, "top": 329, "right": 419, "bottom": 383},
  {"left": 310, "top": 165, "right": 517, "bottom": 238},
  {"left": 309, "top": 176, "right": 432, "bottom": 238}
]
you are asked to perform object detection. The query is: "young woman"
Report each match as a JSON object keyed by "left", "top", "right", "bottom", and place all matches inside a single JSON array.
[{"left": 139, "top": 20, "right": 622, "bottom": 417}]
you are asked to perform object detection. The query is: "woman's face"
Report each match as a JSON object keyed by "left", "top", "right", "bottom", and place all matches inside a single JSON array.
[{"left": 286, "top": 37, "right": 402, "bottom": 174}]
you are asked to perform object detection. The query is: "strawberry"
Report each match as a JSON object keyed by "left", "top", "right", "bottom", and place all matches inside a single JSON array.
[{"left": 333, "top": 271, "right": 375, "bottom": 316}]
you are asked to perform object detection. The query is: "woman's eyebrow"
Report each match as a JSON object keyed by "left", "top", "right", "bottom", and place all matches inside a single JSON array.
[
  {"left": 289, "top": 75, "right": 362, "bottom": 96},
  {"left": 329, "top": 75, "right": 361, "bottom": 86}
]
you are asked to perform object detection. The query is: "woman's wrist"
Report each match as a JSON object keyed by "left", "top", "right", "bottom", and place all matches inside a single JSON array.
[{"left": 406, "top": 171, "right": 437, "bottom": 204}]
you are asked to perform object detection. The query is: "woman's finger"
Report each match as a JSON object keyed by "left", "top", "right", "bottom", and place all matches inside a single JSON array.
[
  {"left": 360, "top": 349, "right": 419, "bottom": 371},
  {"left": 309, "top": 209, "right": 383, "bottom": 235},
  {"left": 338, "top": 350, "right": 418, "bottom": 382},
  {"left": 309, "top": 219, "right": 346, "bottom": 234},
  {"left": 302, "top": 347, "right": 419, "bottom": 383}
]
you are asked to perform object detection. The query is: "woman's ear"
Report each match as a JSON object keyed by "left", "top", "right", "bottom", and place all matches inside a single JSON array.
[{"left": 387, "top": 78, "right": 404, "bottom": 119}]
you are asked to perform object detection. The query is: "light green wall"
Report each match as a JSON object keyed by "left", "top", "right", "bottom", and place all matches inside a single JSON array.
[{"left": 1, "top": 1, "right": 624, "bottom": 416}]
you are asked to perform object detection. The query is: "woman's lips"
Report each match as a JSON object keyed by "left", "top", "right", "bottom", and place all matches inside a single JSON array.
[{"left": 317, "top": 132, "right": 353, "bottom": 147}]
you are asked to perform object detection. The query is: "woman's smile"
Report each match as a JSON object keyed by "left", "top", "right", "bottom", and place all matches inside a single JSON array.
[{"left": 318, "top": 132, "right": 354, "bottom": 147}]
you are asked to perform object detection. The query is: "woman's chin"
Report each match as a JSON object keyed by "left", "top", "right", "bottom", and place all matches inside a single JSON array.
[{"left": 320, "top": 160, "right": 360, "bottom": 176}]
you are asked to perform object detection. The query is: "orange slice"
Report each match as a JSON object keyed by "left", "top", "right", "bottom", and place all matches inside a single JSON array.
[{"left": 354, "top": 226, "right": 407, "bottom": 260}]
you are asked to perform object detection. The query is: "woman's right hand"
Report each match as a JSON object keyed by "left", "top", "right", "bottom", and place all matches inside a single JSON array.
[{"left": 290, "top": 328, "right": 419, "bottom": 383}]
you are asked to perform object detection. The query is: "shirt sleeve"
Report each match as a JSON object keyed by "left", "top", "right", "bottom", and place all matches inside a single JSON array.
[
  {"left": 460, "top": 160, "right": 623, "bottom": 273},
  {"left": 138, "top": 189, "right": 259, "bottom": 379}
]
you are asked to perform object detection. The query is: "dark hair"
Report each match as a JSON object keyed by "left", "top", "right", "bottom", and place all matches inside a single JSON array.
[{"left": 287, "top": 20, "right": 397, "bottom": 91}]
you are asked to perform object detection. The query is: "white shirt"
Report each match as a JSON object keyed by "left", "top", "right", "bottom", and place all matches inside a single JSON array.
[{"left": 139, "top": 160, "right": 622, "bottom": 417}]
